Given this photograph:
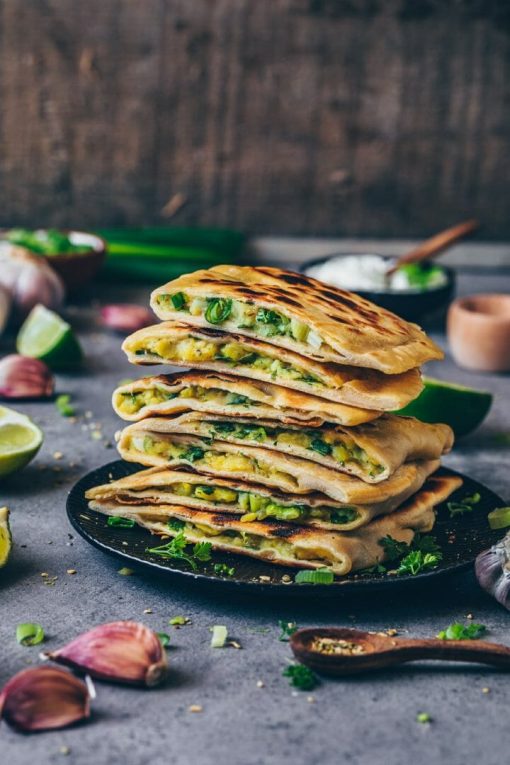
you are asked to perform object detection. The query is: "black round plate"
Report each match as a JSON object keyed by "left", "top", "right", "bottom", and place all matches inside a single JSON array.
[{"left": 67, "top": 461, "right": 504, "bottom": 596}]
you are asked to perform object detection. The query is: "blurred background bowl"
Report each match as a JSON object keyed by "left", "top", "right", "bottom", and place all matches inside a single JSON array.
[
  {"left": 42, "top": 231, "right": 106, "bottom": 293},
  {"left": 300, "top": 254, "right": 455, "bottom": 323}
]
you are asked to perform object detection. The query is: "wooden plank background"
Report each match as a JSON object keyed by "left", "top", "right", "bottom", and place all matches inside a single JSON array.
[{"left": 0, "top": 0, "right": 509, "bottom": 237}]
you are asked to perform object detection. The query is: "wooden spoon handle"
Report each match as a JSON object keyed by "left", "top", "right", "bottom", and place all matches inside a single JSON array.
[
  {"left": 394, "top": 638, "right": 510, "bottom": 669},
  {"left": 386, "top": 219, "right": 479, "bottom": 276}
]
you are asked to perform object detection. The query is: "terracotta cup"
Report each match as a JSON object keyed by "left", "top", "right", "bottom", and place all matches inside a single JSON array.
[{"left": 447, "top": 293, "right": 510, "bottom": 372}]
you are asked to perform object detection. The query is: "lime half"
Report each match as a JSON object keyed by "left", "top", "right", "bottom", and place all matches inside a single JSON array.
[
  {"left": 0, "top": 405, "right": 43, "bottom": 478},
  {"left": 16, "top": 304, "right": 82, "bottom": 370},
  {"left": 0, "top": 506, "right": 12, "bottom": 567},
  {"left": 396, "top": 377, "right": 492, "bottom": 438}
]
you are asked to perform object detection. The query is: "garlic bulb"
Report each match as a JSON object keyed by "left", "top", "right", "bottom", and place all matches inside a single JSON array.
[
  {"left": 100, "top": 304, "right": 154, "bottom": 333},
  {"left": 0, "top": 355, "right": 54, "bottom": 399},
  {"left": 0, "top": 244, "right": 65, "bottom": 324},
  {"left": 0, "top": 666, "right": 90, "bottom": 732},
  {"left": 475, "top": 533, "right": 510, "bottom": 611},
  {"left": 44, "top": 621, "right": 167, "bottom": 687}
]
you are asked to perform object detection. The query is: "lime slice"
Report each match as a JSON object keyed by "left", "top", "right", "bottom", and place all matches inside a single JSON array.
[
  {"left": 0, "top": 506, "right": 12, "bottom": 567},
  {"left": 396, "top": 377, "right": 492, "bottom": 438},
  {"left": 0, "top": 405, "right": 43, "bottom": 477},
  {"left": 16, "top": 304, "right": 82, "bottom": 370}
]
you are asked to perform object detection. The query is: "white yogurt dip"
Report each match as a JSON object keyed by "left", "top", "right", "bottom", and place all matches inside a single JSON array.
[{"left": 306, "top": 255, "right": 448, "bottom": 293}]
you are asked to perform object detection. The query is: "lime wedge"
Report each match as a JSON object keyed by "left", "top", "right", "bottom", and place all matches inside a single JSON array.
[
  {"left": 396, "top": 377, "right": 492, "bottom": 438},
  {"left": 0, "top": 405, "right": 43, "bottom": 477},
  {"left": 16, "top": 305, "right": 83, "bottom": 370},
  {"left": 0, "top": 506, "right": 12, "bottom": 567}
]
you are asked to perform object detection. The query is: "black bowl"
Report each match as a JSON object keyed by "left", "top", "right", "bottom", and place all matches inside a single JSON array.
[{"left": 300, "top": 254, "right": 455, "bottom": 323}]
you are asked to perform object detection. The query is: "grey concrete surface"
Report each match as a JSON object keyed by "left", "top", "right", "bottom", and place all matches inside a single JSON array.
[{"left": 1, "top": 267, "right": 509, "bottom": 765}]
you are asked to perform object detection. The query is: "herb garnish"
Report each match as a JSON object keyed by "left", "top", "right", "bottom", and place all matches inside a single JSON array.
[
  {"left": 56, "top": 393, "right": 75, "bottom": 417},
  {"left": 107, "top": 516, "right": 136, "bottom": 529},
  {"left": 283, "top": 663, "right": 317, "bottom": 691},
  {"left": 416, "top": 712, "right": 432, "bottom": 724},
  {"left": 380, "top": 535, "right": 410, "bottom": 561},
  {"left": 169, "top": 616, "right": 190, "bottom": 626},
  {"left": 278, "top": 621, "right": 298, "bottom": 641},
  {"left": 294, "top": 568, "right": 334, "bottom": 585},
  {"left": 213, "top": 563, "right": 235, "bottom": 577},
  {"left": 157, "top": 632, "right": 171, "bottom": 647},
  {"left": 437, "top": 623, "right": 487, "bottom": 641},
  {"left": 397, "top": 550, "right": 442, "bottom": 576},
  {"left": 447, "top": 492, "right": 481, "bottom": 518},
  {"left": 16, "top": 623, "right": 45, "bottom": 646},
  {"left": 146, "top": 531, "right": 212, "bottom": 570},
  {"left": 309, "top": 438, "right": 332, "bottom": 456}
]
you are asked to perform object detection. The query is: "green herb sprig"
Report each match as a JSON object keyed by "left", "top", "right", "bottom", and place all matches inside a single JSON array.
[
  {"left": 147, "top": 531, "right": 212, "bottom": 570},
  {"left": 55, "top": 394, "right": 75, "bottom": 417},
  {"left": 437, "top": 623, "right": 487, "bottom": 641},
  {"left": 283, "top": 663, "right": 317, "bottom": 691},
  {"left": 278, "top": 621, "right": 298, "bottom": 641}
]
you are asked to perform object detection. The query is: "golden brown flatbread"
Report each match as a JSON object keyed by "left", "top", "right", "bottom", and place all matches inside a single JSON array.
[
  {"left": 150, "top": 265, "right": 443, "bottom": 373},
  {"left": 85, "top": 462, "right": 440, "bottom": 532},
  {"left": 122, "top": 323, "right": 423, "bottom": 410},
  {"left": 112, "top": 370, "right": 381, "bottom": 426},
  {"left": 89, "top": 474, "right": 462, "bottom": 575},
  {"left": 116, "top": 423, "right": 440, "bottom": 504},
  {"left": 124, "top": 412, "right": 452, "bottom": 483}
]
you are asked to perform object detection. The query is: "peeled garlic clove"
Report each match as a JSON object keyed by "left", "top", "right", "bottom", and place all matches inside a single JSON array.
[
  {"left": 0, "top": 354, "right": 54, "bottom": 399},
  {"left": 44, "top": 621, "right": 167, "bottom": 687},
  {"left": 0, "top": 666, "right": 90, "bottom": 732},
  {"left": 100, "top": 304, "right": 154, "bottom": 333}
]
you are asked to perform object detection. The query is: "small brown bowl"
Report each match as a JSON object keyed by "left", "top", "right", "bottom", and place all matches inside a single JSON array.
[
  {"left": 447, "top": 293, "right": 510, "bottom": 372},
  {"left": 42, "top": 231, "right": 106, "bottom": 293}
]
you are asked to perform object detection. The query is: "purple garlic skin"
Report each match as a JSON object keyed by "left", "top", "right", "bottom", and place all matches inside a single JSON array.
[
  {"left": 100, "top": 304, "right": 154, "bottom": 333},
  {"left": 475, "top": 533, "right": 510, "bottom": 611},
  {"left": 0, "top": 666, "right": 90, "bottom": 733},
  {"left": 0, "top": 354, "right": 54, "bottom": 399},
  {"left": 45, "top": 621, "right": 167, "bottom": 687},
  {"left": 0, "top": 246, "right": 65, "bottom": 323}
]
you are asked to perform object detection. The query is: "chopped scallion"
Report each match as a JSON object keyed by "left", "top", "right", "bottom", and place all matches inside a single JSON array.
[
  {"left": 294, "top": 568, "right": 334, "bottom": 585},
  {"left": 210, "top": 625, "right": 228, "bottom": 648},
  {"left": 16, "top": 623, "right": 45, "bottom": 646}
]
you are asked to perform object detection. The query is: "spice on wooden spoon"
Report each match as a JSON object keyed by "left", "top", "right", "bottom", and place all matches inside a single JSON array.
[{"left": 290, "top": 627, "right": 510, "bottom": 676}]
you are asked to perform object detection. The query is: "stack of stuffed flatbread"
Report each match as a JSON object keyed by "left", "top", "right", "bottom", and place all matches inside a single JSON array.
[{"left": 87, "top": 265, "right": 460, "bottom": 577}]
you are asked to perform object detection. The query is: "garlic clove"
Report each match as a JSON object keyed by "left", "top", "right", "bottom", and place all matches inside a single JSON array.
[
  {"left": 0, "top": 354, "right": 54, "bottom": 399},
  {"left": 475, "top": 533, "right": 510, "bottom": 611},
  {"left": 44, "top": 621, "right": 168, "bottom": 687},
  {"left": 100, "top": 305, "right": 154, "bottom": 333},
  {"left": 0, "top": 666, "right": 90, "bottom": 732},
  {"left": 0, "top": 245, "right": 65, "bottom": 323}
]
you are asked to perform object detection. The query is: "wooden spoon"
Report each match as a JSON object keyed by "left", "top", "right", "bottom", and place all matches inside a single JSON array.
[
  {"left": 291, "top": 627, "right": 510, "bottom": 676},
  {"left": 386, "top": 219, "right": 479, "bottom": 276}
]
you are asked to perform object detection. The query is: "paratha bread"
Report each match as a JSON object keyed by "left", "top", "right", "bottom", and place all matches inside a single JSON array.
[
  {"left": 112, "top": 371, "right": 381, "bottom": 426},
  {"left": 89, "top": 474, "right": 462, "bottom": 575},
  {"left": 150, "top": 265, "right": 443, "bottom": 373},
  {"left": 117, "top": 423, "right": 440, "bottom": 504},
  {"left": 85, "top": 461, "right": 440, "bottom": 531},
  {"left": 128, "top": 412, "right": 453, "bottom": 484},
  {"left": 122, "top": 323, "right": 423, "bottom": 410}
]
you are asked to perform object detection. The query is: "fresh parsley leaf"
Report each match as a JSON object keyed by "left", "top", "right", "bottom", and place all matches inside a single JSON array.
[
  {"left": 412, "top": 533, "right": 441, "bottom": 554},
  {"left": 397, "top": 550, "right": 443, "bottom": 576},
  {"left": 380, "top": 535, "right": 409, "bottom": 562},
  {"left": 192, "top": 541, "right": 213, "bottom": 563},
  {"left": 147, "top": 531, "right": 200, "bottom": 570},
  {"left": 447, "top": 492, "right": 481, "bottom": 518},
  {"left": 437, "top": 623, "right": 487, "bottom": 641},
  {"left": 283, "top": 663, "right": 317, "bottom": 691},
  {"left": 278, "top": 620, "right": 298, "bottom": 641},
  {"left": 359, "top": 563, "right": 387, "bottom": 575}
]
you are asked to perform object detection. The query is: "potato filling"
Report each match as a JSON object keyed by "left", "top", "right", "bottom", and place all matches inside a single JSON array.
[
  {"left": 156, "top": 293, "right": 328, "bottom": 352},
  {"left": 123, "top": 481, "right": 360, "bottom": 525},
  {"left": 128, "top": 435, "right": 297, "bottom": 486},
  {"left": 207, "top": 421, "right": 384, "bottom": 477},
  {"left": 130, "top": 335, "right": 322, "bottom": 387},
  {"left": 118, "top": 385, "right": 256, "bottom": 416}
]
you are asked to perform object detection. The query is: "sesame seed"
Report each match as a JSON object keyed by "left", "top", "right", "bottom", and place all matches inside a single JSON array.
[{"left": 189, "top": 705, "right": 203, "bottom": 713}]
